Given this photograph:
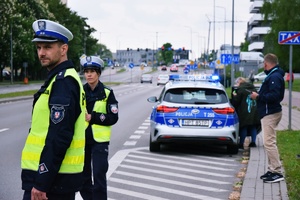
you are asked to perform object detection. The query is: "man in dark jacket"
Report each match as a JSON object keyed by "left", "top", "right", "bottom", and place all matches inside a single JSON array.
[{"left": 250, "top": 53, "right": 285, "bottom": 183}]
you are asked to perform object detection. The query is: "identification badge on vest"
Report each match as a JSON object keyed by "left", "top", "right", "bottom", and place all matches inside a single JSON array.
[{"left": 51, "top": 105, "right": 65, "bottom": 124}]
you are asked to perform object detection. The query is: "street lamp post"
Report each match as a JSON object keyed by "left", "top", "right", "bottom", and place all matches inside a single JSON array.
[
  {"left": 216, "top": 6, "right": 226, "bottom": 87},
  {"left": 184, "top": 26, "right": 193, "bottom": 59},
  {"left": 231, "top": 0, "right": 235, "bottom": 87},
  {"left": 10, "top": 21, "right": 13, "bottom": 84},
  {"left": 199, "top": 36, "right": 206, "bottom": 66}
]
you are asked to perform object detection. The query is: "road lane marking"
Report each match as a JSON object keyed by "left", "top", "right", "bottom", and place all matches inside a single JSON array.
[
  {"left": 119, "top": 164, "right": 230, "bottom": 184},
  {"left": 127, "top": 154, "right": 234, "bottom": 171},
  {"left": 129, "top": 135, "right": 141, "bottom": 139},
  {"left": 138, "top": 126, "right": 148, "bottom": 129},
  {"left": 134, "top": 150, "right": 237, "bottom": 166},
  {"left": 108, "top": 186, "right": 169, "bottom": 200},
  {"left": 109, "top": 177, "right": 223, "bottom": 200},
  {"left": 123, "top": 159, "right": 232, "bottom": 177},
  {"left": 123, "top": 141, "right": 137, "bottom": 146},
  {"left": 134, "top": 130, "right": 145, "bottom": 134},
  {"left": 0, "top": 128, "right": 9, "bottom": 133},
  {"left": 114, "top": 171, "right": 228, "bottom": 192}
]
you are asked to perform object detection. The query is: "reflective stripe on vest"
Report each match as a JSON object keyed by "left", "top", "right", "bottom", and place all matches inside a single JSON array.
[
  {"left": 90, "top": 88, "right": 112, "bottom": 142},
  {"left": 21, "top": 68, "right": 86, "bottom": 173}
]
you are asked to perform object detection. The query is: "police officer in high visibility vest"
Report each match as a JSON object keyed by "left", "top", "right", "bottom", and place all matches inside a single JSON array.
[
  {"left": 79, "top": 55, "right": 119, "bottom": 200},
  {"left": 21, "top": 19, "right": 86, "bottom": 200}
]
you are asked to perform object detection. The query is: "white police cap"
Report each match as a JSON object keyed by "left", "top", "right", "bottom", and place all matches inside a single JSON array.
[
  {"left": 80, "top": 55, "right": 104, "bottom": 69},
  {"left": 32, "top": 19, "right": 73, "bottom": 43}
]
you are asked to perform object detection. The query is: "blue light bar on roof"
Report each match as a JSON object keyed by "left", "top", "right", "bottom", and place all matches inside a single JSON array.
[{"left": 169, "top": 74, "right": 220, "bottom": 82}]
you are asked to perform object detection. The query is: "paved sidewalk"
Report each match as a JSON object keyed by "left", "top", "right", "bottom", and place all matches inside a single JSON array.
[{"left": 240, "top": 90, "right": 300, "bottom": 200}]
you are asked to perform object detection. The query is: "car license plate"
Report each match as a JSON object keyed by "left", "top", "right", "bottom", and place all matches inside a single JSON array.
[{"left": 182, "top": 119, "right": 209, "bottom": 127}]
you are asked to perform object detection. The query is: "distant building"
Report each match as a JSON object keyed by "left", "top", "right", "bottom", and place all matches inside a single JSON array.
[
  {"left": 116, "top": 49, "right": 157, "bottom": 67},
  {"left": 247, "top": 0, "right": 271, "bottom": 52},
  {"left": 60, "top": 0, "right": 68, "bottom": 5}
]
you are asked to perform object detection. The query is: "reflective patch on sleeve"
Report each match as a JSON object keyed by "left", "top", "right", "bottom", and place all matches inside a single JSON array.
[
  {"left": 100, "top": 113, "right": 106, "bottom": 122},
  {"left": 39, "top": 163, "right": 49, "bottom": 174},
  {"left": 50, "top": 105, "right": 65, "bottom": 124},
  {"left": 110, "top": 104, "right": 118, "bottom": 114}
]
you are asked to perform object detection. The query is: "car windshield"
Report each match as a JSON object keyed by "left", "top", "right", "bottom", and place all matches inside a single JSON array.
[{"left": 163, "top": 88, "right": 227, "bottom": 104}]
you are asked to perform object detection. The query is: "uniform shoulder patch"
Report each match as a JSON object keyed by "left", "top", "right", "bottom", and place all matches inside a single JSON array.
[
  {"left": 50, "top": 105, "right": 65, "bottom": 124},
  {"left": 110, "top": 104, "right": 118, "bottom": 114}
]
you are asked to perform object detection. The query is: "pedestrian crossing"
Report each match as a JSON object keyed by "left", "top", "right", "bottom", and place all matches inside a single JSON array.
[{"left": 106, "top": 148, "right": 240, "bottom": 200}]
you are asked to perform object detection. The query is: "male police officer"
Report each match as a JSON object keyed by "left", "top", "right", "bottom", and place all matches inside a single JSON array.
[
  {"left": 21, "top": 19, "right": 86, "bottom": 200},
  {"left": 79, "top": 56, "right": 119, "bottom": 200}
]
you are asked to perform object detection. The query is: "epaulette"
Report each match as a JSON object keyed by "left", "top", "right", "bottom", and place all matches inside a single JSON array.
[{"left": 56, "top": 69, "right": 66, "bottom": 80}]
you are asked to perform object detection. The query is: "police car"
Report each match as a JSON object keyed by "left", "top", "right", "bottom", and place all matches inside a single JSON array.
[{"left": 147, "top": 74, "right": 239, "bottom": 154}]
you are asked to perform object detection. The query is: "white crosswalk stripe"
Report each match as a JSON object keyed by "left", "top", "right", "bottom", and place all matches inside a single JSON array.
[{"left": 107, "top": 148, "right": 242, "bottom": 199}]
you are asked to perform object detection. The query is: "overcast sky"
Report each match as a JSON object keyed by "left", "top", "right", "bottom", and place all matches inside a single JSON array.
[{"left": 67, "top": 0, "right": 251, "bottom": 57}]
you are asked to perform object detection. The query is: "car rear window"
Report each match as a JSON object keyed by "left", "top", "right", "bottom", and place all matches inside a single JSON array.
[{"left": 163, "top": 88, "right": 228, "bottom": 104}]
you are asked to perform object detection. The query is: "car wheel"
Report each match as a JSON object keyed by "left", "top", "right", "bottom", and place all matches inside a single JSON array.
[
  {"left": 255, "top": 79, "right": 259, "bottom": 82},
  {"left": 227, "top": 144, "right": 239, "bottom": 154},
  {"left": 149, "top": 135, "right": 160, "bottom": 152},
  {"left": 150, "top": 81, "right": 152, "bottom": 84}
]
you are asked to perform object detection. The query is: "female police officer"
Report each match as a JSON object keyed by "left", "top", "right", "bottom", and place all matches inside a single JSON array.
[{"left": 79, "top": 56, "right": 119, "bottom": 200}]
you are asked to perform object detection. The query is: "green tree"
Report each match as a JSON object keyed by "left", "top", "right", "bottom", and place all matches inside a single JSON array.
[
  {"left": 261, "top": 0, "right": 300, "bottom": 72},
  {"left": 159, "top": 43, "right": 173, "bottom": 65},
  {"left": 0, "top": 0, "right": 112, "bottom": 81}
]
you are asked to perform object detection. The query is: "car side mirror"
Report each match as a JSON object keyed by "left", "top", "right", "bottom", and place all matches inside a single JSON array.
[{"left": 147, "top": 96, "right": 158, "bottom": 103}]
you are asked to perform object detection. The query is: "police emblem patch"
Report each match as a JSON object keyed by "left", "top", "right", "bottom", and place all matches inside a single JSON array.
[
  {"left": 86, "top": 56, "right": 92, "bottom": 63},
  {"left": 110, "top": 104, "right": 118, "bottom": 114},
  {"left": 38, "top": 21, "right": 46, "bottom": 31},
  {"left": 38, "top": 163, "right": 49, "bottom": 174},
  {"left": 100, "top": 113, "right": 105, "bottom": 122},
  {"left": 51, "top": 106, "right": 65, "bottom": 124}
]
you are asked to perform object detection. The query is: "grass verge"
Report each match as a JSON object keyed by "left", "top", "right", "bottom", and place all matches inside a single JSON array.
[
  {"left": 0, "top": 90, "right": 36, "bottom": 98},
  {"left": 277, "top": 130, "right": 300, "bottom": 200}
]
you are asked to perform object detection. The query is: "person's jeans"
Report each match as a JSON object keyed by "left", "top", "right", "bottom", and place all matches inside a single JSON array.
[
  {"left": 261, "top": 111, "right": 282, "bottom": 173},
  {"left": 80, "top": 142, "right": 109, "bottom": 200},
  {"left": 240, "top": 125, "right": 257, "bottom": 145}
]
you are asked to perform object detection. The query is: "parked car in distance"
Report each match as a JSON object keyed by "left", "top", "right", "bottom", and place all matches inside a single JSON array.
[
  {"left": 161, "top": 65, "right": 167, "bottom": 71},
  {"left": 157, "top": 74, "right": 169, "bottom": 85},
  {"left": 2, "top": 70, "right": 11, "bottom": 80},
  {"left": 254, "top": 71, "right": 267, "bottom": 82},
  {"left": 170, "top": 64, "right": 178, "bottom": 72},
  {"left": 141, "top": 74, "right": 153, "bottom": 84}
]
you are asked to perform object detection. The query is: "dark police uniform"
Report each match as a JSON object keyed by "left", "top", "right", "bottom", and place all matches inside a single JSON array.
[
  {"left": 80, "top": 81, "right": 119, "bottom": 200},
  {"left": 21, "top": 19, "right": 86, "bottom": 200},
  {"left": 79, "top": 55, "right": 119, "bottom": 200},
  {"left": 21, "top": 60, "right": 85, "bottom": 198}
]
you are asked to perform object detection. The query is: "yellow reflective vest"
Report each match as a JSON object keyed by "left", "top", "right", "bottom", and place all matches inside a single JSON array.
[
  {"left": 21, "top": 68, "right": 86, "bottom": 173},
  {"left": 87, "top": 88, "right": 112, "bottom": 143}
]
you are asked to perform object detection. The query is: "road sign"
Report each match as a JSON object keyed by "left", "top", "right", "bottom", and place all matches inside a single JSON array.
[
  {"left": 221, "top": 54, "right": 239, "bottom": 64},
  {"left": 129, "top": 63, "right": 134, "bottom": 69},
  {"left": 107, "top": 60, "right": 113, "bottom": 66},
  {"left": 278, "top": 31, "right": 300, "bottom": 45}
]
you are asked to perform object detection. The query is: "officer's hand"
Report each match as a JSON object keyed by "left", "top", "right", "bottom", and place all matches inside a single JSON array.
[
  {"left": 31, "top": 187, "right": 48, "bottom": 200},
  {"left": 85, "top": 113, "right": 91, "bottom": 122}
]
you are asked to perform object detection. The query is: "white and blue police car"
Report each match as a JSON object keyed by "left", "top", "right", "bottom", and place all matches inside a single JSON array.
[{"left": 147, "top": 74, "right": 240, "bottom": 154}]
